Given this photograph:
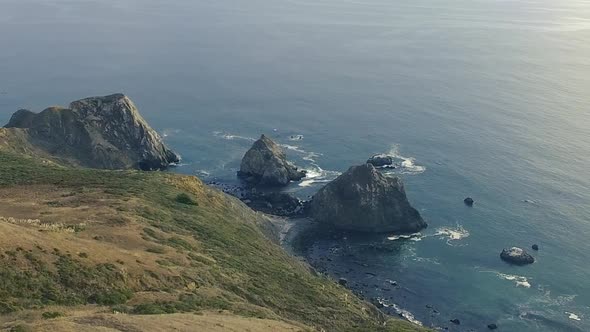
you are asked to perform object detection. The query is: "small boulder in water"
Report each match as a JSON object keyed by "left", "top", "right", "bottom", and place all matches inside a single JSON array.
[
  {"left": 450, "top": 319, "right": 461, "bottom": 325},
  {"left": 500, "top": 247, "right": 535, "bottom": 265},
  {"left": 532, "top": 244, "right": 539, "bottom": 251},
  {"left": 487, "top": 323, "right": 498, "bottom": 330},
  {"left": 464, "top": 197, "right": 474, "bottom": 206},
  {"left": 367, "top": 154, "right": 394, "bottom": 167},
  {"left": 338, "top": 278, "right": 348, "bottom": 286}
]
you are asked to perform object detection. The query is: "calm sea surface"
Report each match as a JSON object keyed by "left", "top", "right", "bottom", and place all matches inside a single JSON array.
[{"left": 1, "top": 0, "right": 589, "bottom": 330}]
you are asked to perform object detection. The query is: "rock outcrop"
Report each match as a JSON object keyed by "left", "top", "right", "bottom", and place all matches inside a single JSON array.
[
  {"left": 367, "top": 154, "right": 394, "bottom": 167},
  {"left": 4, "top": 94, "right": 179, "bottom": 170},
  {"left": 238, "top": 134, "right": 305, "bottom": 186},
  {"left": 500, "top": 247, "right": 535, "bottom": 265},
  {"left": 310, "top": 163, "right": 426, "bottom": 233},
  {"left": 464, "top": 197, "right": 474, "bottom": 206}
]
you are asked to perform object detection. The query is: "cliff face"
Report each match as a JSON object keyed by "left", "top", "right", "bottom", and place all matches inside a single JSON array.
[
  {"left": 310, "top": 163, "right": 427, "bottom": 233},
  {"left": 4, "top": 94, "right": 179, "bottom": 170},
  {"left": 238, "top": 134, "right": 305, "bottom": 186}
]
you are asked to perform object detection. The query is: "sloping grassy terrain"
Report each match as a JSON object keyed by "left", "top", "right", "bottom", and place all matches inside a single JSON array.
[{"left": 0, "top": 149, "right": 427, "bottom": 332}]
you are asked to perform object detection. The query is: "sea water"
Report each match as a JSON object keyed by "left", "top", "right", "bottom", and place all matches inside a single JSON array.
[{"left": 1, "top": 0, "right": 589, "bottom": 330}]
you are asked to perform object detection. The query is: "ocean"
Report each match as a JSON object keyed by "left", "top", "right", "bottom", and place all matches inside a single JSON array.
[{"left": 1, "top": 0, "right": 589, "bottom": 330}]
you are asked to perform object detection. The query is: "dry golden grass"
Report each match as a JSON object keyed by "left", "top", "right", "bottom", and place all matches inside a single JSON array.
[
  {"left": 0, "top": 307, "right": 307, "bottom": 332},
  {"left": 0, "top": 150, "right": 428, "bottom": 332}
]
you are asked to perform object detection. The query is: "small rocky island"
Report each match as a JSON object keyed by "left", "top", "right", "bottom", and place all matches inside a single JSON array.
[
  {"left": 310, "top": 163, "right": 427, "bottom": 233},
  {"left": 238, "top": 134, "right": 306, "bottom": 186},
  {"left": 500, "top": 247, "right": 535, "bottom": 265},
  {"left": 367, "top": 154, "right": 394, "bottom": 167},
  {"left": 4, "top": 94, "right": 179, "bottom": 170}
]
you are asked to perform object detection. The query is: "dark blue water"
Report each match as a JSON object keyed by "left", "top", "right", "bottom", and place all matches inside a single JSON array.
[{"left": 1, "top": 0, "right": 589, "bottom": 330}]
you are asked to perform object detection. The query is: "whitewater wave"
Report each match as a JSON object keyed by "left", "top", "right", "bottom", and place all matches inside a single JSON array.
[
  {"left": 566, "top": 312, "right": 582, "bottom": 321},
  {"left": 478, "top": 269, "right": 532, "bottom": 288},
  {"left": 497, "top": 272, "right": 532, "bottom": 288},
  {"left": 212, "top": 131, "right": 256, "bottom": 142},
  {"left": 288, "top": 134, "right": 304, "bottom": 141},
  {"left": 377, "top": 298, "right": 423, "bottom": 326},
  {"left": 434, "top": 225, "right": 470, "bottom": 245},
  {"left": 299, "top": 166, "right": 341, "bottom": 187},
  {"left": 379, "top": 145, "right": 425, "bottom": 175},
  {"left": 161, "top": 128, "right": 182, "bottom": 138},
  {"left": 195, "top": 169, "right": 211, "bottom": 177}
]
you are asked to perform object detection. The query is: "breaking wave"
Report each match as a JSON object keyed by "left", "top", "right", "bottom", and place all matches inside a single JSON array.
[
  {"left": 434, "top": 225, "right": 470, "bottom": 245},
  {"left": 299, "top": 166, "right": 341, "bottom": 187},
  {"left": 377, "top": 298, "right": 423, "bottom": 326},
  {"left": 212, "top": 131, "right": 256, "bottom": 142},
  {"left": 379, "top": 145, "right": 426, "bottom": 175},
  {"left": 477, "top": 269, "right": 532, "bottom": 288}
]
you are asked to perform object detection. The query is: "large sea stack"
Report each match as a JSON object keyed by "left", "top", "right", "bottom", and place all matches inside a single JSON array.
[
  {"left": 310, "top": 163, "right": 426, "bottom": 233},
  {"left": 4, "top": 94, "right": 179, "bottom": 170},
  {"left": 238, "top": 134, "right": 305, "bottom": 186}
]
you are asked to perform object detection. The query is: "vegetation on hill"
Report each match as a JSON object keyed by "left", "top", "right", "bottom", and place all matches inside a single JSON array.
[{"left": 0, "top": 149, "right": 426, "bottom": 331}]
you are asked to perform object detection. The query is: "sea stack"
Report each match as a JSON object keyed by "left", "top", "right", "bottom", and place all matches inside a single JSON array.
[
  {"left": 4, "top": 94, "right": 180, "bottom": 170},
  {"left": 500, "top": 247, "right": 535, "bottom": 265},
  {"left": 310, "top": 163, "right": 426, "bottom": 233},
  {"left": 238, "top": 134, "right": 306, "bottom": 186}
]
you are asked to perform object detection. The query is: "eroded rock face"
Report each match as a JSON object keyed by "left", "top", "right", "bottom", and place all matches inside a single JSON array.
[
  {"left": 500, "top": 247, "right": 535, "bottom": 265},
  {"left": 310, "top": 163, "right": 426, "bottom": 233},
  {"left": 238, "top": 134, "right": 305, "bottom": 186},
  {"left": 367, "top": 155, "right": 394, "bottom": 167},
  {"left": 4, "top": 94, "right": 180, "bottom": 170}
]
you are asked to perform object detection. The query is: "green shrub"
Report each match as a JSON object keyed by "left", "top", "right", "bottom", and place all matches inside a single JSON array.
[
  {"left": 41, "top": 311, "right": 63, "bottom": 319},
  {"left": 175, "top": 193, "right": 197, "bottom": 206},
  {"left": 91, "top": 289, "right": 133, "bottom": 305},
  {"left": 146, "top": 246, "right": 166, "bottom": 254},
  {"left": 10, "top": 325, "right": 30, "bottom": 332}
]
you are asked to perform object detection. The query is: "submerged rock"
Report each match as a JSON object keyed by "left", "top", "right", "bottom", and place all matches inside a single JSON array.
[
  {"left": 238, "top": 134, "right": 305, "bottom": 186},
  {"left": 500, "top": 247, "right": 535, "bottom": 265},
  {"left": 532, "top": 244, "right": 539, "bottom": 251},
  {"left": 450, "top": 319, "right": 461, "bottom": 325},
  {"left": 338, "top": 278, "right": 348, "bottom": 286},
  {"left": 310, "top": 163, "right": 426, "bottom": 233},
  {"left": 4, "top": 94, "right": 179, "bottom": 170},
  {"left": 464, "top": 197, "right": 474, "bottom": 206},
  {"left": 367, "top": 154, "right": 394, "bottom": 167},
  {"left": 487, "top": 323, "right": 498, "bottom": 330}
]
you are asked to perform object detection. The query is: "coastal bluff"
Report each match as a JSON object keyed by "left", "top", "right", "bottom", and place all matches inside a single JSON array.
[{"left": 2, "top": 93, "right": 179, "bottom": 170}]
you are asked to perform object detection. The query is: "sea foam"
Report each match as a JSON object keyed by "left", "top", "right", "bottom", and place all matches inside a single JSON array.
[
  {"left": 380, "top": 145, "right": 426, "bottom": 175},
  {"left": 377, "top": 298, "right": 423, "bottom": 326},
  {"left": 434, "top": 225, "right": 470, "bottom": 245}
]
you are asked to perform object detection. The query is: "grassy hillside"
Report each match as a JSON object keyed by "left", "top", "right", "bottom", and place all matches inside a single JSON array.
[{"left": 0, "top": 148, "right": 427, "bottom": 332}]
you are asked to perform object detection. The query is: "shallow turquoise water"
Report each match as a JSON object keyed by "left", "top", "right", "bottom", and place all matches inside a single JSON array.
[{"left": 1, "top": 0, "right": 589, "bottom": 330}]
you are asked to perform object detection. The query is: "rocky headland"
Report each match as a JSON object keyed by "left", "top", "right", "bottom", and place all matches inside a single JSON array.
[
  {"left": 3, "top": 94, "right": 180, "bottom": 170},
  {"left": 0, "top": 96, "right": 425, "bottom": 332}
]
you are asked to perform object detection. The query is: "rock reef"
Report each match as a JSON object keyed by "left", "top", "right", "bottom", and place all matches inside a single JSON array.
[
  {"left": 4, "top": 94, "right": 179, "bottom": 170},
  {"left": 310, "top": 163, "right": 426, "bottom": 233},
  {"left": 500, "top": 247, "right": 535, "bottom": 265},
  {"left": 367, "top": 154, "right": 394, "bottom": 167},
  {"left": 238, "top": 134, "right": 305, "bottom": 186}
]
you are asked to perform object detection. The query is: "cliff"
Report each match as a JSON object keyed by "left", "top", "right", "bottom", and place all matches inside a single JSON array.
[{"left": 3, "top": 94, "right": 179, "bottom": 170}]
